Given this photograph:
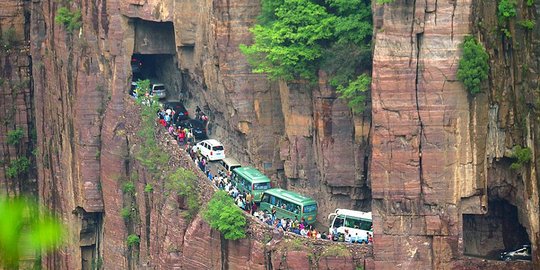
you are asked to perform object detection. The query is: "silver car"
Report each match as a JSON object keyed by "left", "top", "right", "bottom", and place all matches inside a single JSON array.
[{"left": 152, "top": 83, "right": 167, "bottom": 99}]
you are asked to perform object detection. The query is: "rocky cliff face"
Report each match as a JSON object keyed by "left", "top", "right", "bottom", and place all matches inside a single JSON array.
[
  {"left": 371, "top": 0, "right": 539, "bottom": 268},
  {"left": 0, "top": 0, "right": 537, "bottom": 268},
  {"left": 0, "top": 0, "right": 35, "bottom": 196}
]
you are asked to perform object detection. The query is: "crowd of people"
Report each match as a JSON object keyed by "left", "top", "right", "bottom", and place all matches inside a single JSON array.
[{"left": 155, "top": 103, "right": 372, "bottom": 245}]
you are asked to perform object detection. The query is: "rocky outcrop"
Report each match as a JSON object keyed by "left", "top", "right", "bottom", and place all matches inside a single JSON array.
[{"left": 371, "top": 0, "right": 538, "bottom": 268}]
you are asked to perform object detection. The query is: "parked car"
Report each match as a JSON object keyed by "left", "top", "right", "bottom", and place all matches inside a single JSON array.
[
  {"left": 163, "top": 102, "right": 189, "bottom": 121},
  {"left": 193, "top": 139, "right": 225, "bottom": 161},
  {"left": 151, "top": 83, "right": 167, "bottom": 99},
  {"left": 179, "top": 119, "right": 207, "bottom": 140},
  {"left": 500, "top": 245, "right": 532, "bottom": 261}
]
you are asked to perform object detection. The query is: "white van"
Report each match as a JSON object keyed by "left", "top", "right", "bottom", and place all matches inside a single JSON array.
[
  {"left": 328, "top": 209, "right": 372, "bottom": 243},
  {"left": 219, "top": 157, "right": 241, "bottom": 175},
  {"left": 151, "top": 83, "right": 167, "bottom": 99},
  {"left": 193, "top": 139, "right": 225, "bottom": 161}
]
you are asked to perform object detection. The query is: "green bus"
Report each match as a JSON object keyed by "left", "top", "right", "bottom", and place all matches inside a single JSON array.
[
  {"left": 259, "top": 188, "right": 318, "bottom": 224},
  {"left": 231, "top": 166, "right": 272, "bottom": 202}
]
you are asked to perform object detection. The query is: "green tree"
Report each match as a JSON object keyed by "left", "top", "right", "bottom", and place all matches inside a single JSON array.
[
  {"left": 510, "top": 145, "right": 532, "bottom": 170},
  {"left": 0, "top": 197, "right": 64, "bottom": 269},
  {"left": 457, "top": 36, "right": 489, "bottom": 95},
  {"left": 240, "top": 0, "right": 373, "bottom": 112},
  {"left": 202, "top": 191, "right": 246, "bottom": 240}
]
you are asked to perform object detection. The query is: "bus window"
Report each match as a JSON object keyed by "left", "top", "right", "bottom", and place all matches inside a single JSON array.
[
  {"left": 253, "top": 183, "right": 270, "bottom": 190},
  {"left": 261, "top": 194, "right": 270, "bottom": 203},
  {"left": 270, "top": 195, "right": 276, "bottom": 205},
  {"left": 303, "top": 204, "right": 317, "bottom": 213},
  {"left": 333, "top": 217, "right": 344, "bottom": 228},
  {"left": 359, "top": 220, "right": 372, "bottom": 230},
  {"left": 287, "top": 204, "right": 300, "bottom": 214}
]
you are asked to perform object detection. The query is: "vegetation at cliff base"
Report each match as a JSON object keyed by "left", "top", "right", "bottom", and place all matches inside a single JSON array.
[
  {"left": 55, "top": 7, "right": 82, "bottom": 33},
  {"left": 203, "top": 191, "right": 247, "bottom": 240},
  {"left": 240, "top": 0, "right": 373, "bottom": 112},
  {"left": 510, "top": 145, "right": 532, "bottom": 170},
  {"left": 0, "top": 197, "right": 64, "bottom": 269},
  {"left": 457, "top": 36, "right": 489, "bottom": 95}
]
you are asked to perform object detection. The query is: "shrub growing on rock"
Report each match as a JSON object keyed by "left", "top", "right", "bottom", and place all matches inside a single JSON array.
[
  {"left": 126, "top": 234, "right": 140, "bottom": 247},
  {"left": 510, "top": 145, "right": 532, "bottom": 170},
  {"left": 203, "top": 191, "right": 246, "bottom": 240},
  {"left": 457, "top": 36, "right": 489, "bottom": 95},
  {"left": 54, "top": 7, "right": 82, "bottom": 33}
]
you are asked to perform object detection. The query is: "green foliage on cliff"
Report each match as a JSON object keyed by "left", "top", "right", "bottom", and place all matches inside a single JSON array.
[
  {"left": 510, "top": 145, "right": 532, "bottom": 170},
  {"left": 498, "top": 0, "right": 517, "bottom": 19},
  {"left": 518, "top": 19, "right": 535, "bottom": 30},
  {"left": 126, "top": 234, "right": 140, "bottom": 247},
  {"left": 121, "top": 207, "right": 132, "bottom": 220},
  {"left": 165, "top": 168, "right": 199, "bottom": 220},
  {"left": 55, "top": 7, "right": 82, "bottom": 33},
  {"left": 203, "top": 191, "right": 246, "bottom": 240},
  {"left": 7, "top": 128, "right": 24, "bottom": 146},
  {"left": 240, "top": 0, "right": 372, "bottom": 112},
  {"left": 457, "top": 36, "right": 489, "bottom": 95},
  {"left": 0, "top": 197, "right": 64, "bottom": 269},
  {"left": 136, "top": 99, "right": 169, "bottom": 176},
  {"left": 122, "top": 182, "right": 136, "bottom": 194},
  {"left": 376, "top": 0, "right": 394, "bottom": 3},
  {"left": 335, "top": 74, "right": 371, "bottom": 113},
  {"left": 6, "top": 157, "right": 30, "bottom": 178}
]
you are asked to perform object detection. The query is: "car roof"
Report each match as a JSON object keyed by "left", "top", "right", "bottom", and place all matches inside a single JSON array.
[
  {"left": 200, "top": 139, "right": 223, "bottom": 146},
  {"left": 153, "top": 83, "right": 165, "bottom": 86}
]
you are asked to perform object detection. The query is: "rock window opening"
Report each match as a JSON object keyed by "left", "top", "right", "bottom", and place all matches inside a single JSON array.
[{"left": 462, "top": 200, "right": 530, "bottom": 260}]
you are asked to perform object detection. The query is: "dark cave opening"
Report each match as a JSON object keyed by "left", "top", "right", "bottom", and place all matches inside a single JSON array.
[{"left": 463, "top": 199, "right": 530, "bottom": 260}]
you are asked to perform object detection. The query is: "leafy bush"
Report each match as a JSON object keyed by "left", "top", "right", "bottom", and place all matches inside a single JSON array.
[
  {"left": 126, "top": 234, "right": 140, "bottom": 247},
  {"left": 498, "top": 0, "right": 517, "bottom": 19},
  {"left": 120, "top": 207, "right": 132, "bottom": 220},
  {"left": 122, "top": 182, "right": 136, "bottom": 195},
  {"left": 6, "top": 157, "right": 30, "bottom": 178},
  {"left": 202, "top": 191, "right": 246, "bottom": 240},
  {"left": 335, "top": 74, "right": 371, "bottom": 113},
  {"left": 240, "top": 0, "right": 373, "bottom": 112},
  {"left": 144, "top": 183, "right": 153, "bottom": 193},
  {"left": 457, "top": 36, "right": 489, "bottom": 95},
  {"left": 527, "top": 0, "right": 534, "bottom": 6},
  {"left": 376, "top": 0, "right": 394, "bottom": 3},
  {"left": 510, "top": 145, "right": 532, "bottom": 170},
  {"left": 7, "top": 128, "right": 24, "bottom": 146},
  {"left": 165, "top": 168, "right": 199, "bottom": 219},
  {"left": 518, "top": 20, "right": 535, "bottom": 30},
  {"left": 55, "top": 7, "right": 82, "bottom": 33}
]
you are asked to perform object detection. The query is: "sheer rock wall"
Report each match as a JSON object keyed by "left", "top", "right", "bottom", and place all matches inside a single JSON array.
[{"left": 371, "top": 0, "right": 539, "bottom": 268}]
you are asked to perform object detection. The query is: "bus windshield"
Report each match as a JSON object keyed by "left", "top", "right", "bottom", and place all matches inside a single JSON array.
[
  {"left": 253, "top": 183, "right": 270, "bottom": 190},
  {"left": 303, "top": 204, "right": 317, "bottom": 213}
]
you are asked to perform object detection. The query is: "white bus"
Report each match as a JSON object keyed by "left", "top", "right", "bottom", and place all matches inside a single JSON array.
[{"left": 328, "top": 209, "right": 372, "bottom": 243}]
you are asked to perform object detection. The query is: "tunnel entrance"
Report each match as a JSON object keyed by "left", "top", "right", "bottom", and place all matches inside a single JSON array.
[
  {"left": 130, "top": 19, "right": 184, "bottom": 100},
  {"left": 463, "top": 200, "right": 530, "bottom": 259}
]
